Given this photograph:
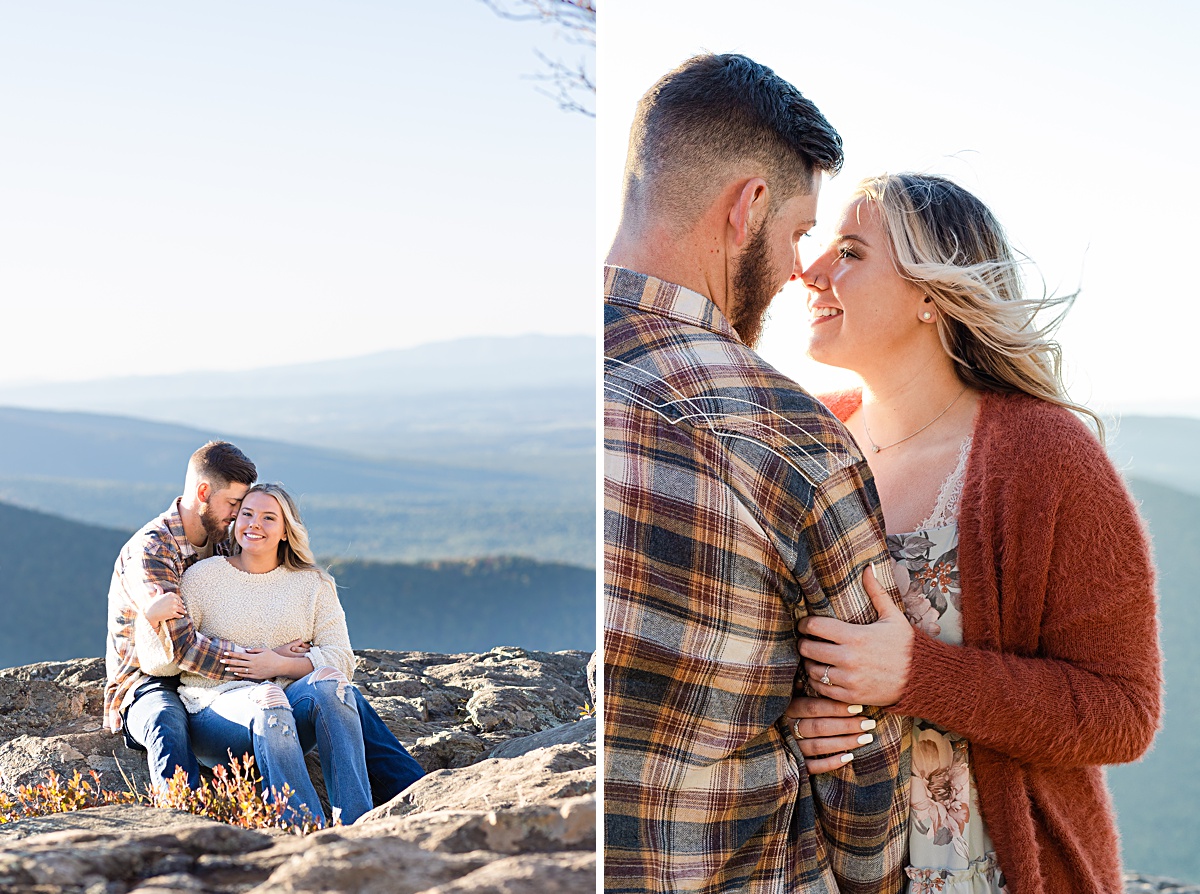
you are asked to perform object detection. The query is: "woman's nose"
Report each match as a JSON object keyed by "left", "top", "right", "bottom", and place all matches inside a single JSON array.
[{"left": 800, "top": 256, "right": 826, "bottom": 290}]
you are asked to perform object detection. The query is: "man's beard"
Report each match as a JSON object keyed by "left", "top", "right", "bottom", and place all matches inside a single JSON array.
[
  {"left": 198, "top": 503, "right": 231, "bottom": 544},
  {"left": 728, "top": 218, "right": 777, "bottom": 348}
]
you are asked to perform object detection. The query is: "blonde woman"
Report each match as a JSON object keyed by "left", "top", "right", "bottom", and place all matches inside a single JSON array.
[
  {"left": 784, "top": 174, "right": 1162, "bottom": 893},
  {"left": 139, "top": 483, "right": 422, "bottom": 825}
]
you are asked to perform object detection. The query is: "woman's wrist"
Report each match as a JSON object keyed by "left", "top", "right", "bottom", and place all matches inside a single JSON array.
[{"left": 283, "top": 653, "right": 314, "bottom": 677}]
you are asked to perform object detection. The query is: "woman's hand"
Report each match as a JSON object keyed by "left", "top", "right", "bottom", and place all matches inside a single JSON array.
[
  {"left": 785, "top": 696, "right": 878, "bottom": 774},
  {"left": 221, "top": 648, "right": 286, "bottom": 681},
  {"left": 144, "top": 588, "right": 186, "bottom": 629},
  {"left": 797, "top": 564, "right": 914, "bottom": 707},
  {"left": 272, "top": 639, "right": 312, "bottom": 658}
]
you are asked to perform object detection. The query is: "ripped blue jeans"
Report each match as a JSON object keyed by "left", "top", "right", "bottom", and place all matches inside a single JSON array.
[{"left": 187, "top": 667, "right": 371, "bottom": 826}]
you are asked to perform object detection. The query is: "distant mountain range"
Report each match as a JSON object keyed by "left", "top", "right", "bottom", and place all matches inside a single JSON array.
[
  {"left": 0, "top": 334, "right": 596, "bottom": 465},
  {"left": 0, "top": 335, "right": 596, "bottom": 566},
  {"left": 0, "top": 405, "right": 593, "bottom": 567},
  {"left": 0, "top": 499, "right": 595, "bottom": 668}
]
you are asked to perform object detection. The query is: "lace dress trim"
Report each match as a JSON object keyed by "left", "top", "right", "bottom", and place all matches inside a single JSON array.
[{"left": 917, "top": 437, "right": 973, "bottom": 531}]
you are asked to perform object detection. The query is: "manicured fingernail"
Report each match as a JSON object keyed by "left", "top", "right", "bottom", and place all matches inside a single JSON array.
[
  {"left": 857, "top": 733, "right": 874, "bottom": 745},
  {"left": 847, "top": 704, "right": 864, "bottom": 714},
  {"left": 840, "top": 753, "right": 854, "bottom": 763},
  {"left": 861, "top": 719, "right": 876, "bottom": 731}
]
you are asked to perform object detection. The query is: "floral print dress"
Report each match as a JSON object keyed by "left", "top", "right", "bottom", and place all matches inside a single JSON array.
[{"left": 891, "top": 438, "right": 1008, "bottom": 894}]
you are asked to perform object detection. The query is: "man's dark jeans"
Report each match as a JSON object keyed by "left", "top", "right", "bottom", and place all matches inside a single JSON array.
[
  {"left": 122, "top": 675, "right": 201, "bottom": 791},
  {"left": 123, "top": 674, "right": 423, "bottom": 802}
]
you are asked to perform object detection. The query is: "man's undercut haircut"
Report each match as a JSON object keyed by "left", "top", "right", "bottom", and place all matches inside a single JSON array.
[
  {"left": 622, "top": 53, "right": 844, "bottom": 227},
  {"left": 188, "top": 441, "right": 257, "bottom": 491}
]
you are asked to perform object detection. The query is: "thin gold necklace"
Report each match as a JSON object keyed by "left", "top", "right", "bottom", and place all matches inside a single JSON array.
[{"left": 861, "top": 387, "right": 968, "bottom": 453}]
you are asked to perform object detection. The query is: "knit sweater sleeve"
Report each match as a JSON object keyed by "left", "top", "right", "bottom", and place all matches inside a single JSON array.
[
  {"left": 891, "top": 397, "right": 1163, "bottom": 768},
  {"left": 303, "top": 575, "right": 355, "bottom": 681}
]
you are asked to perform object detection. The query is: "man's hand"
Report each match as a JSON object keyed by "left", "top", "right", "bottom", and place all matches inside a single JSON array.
[
  {"left": 144, "top": 589, "right": 186, "bottom": 629},
  {"left": 220, "top": 648, "right": 285, "bottom": 681},
  {"left": 785, "top": 696, "right": 877, "bottom": 774},
  {"left": 797, "top": 563, "right": 913, "bottom": 707},
  {"left": 272, "top": 640, "right": 311, "bottom": 658}
]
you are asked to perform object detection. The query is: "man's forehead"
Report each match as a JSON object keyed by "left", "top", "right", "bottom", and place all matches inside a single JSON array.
[
  {"left": 214, "top": 482, "right": 251, "bottom": 500},
  {"left": 778, "top": 190, "right": 819, "bottom": 226}
]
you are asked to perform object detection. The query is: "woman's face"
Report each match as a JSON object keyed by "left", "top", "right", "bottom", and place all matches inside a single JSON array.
[
  {"left": 234, "top": 491, "right": 286, "bottom": 560},
  {"left": 800, "top": 197, "right": 929, "bottom": 374}
]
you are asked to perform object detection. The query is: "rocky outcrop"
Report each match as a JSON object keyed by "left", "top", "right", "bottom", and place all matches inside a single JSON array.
[
  {"left": 1125, "top": 877, "right": 1200, "bottom": 893},
  {"left": 0, "top": 647, "right": 595, "bottom": 893}
]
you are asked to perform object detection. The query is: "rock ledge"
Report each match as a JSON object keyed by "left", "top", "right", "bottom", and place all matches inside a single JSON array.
[{"left": 0, "top": 647, "right": 595, "bottom": 893}]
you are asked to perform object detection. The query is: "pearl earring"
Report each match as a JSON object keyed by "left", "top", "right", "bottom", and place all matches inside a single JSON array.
[{"left": 922, "top": 311, "right": 933, "bottom": 321}]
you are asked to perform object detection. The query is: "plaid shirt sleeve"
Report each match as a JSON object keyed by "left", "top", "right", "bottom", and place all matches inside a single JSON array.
[
  {"left": 134, "top": 537, "right": 240, "bottom": 679},
  {"left": 603, "top": 283, "right": 908, "bottom": 894},
  {"left": 800, "top": 464, "right": 910, "bottom": 893},
  {"left": 104, "top": 527, "right": 239, "bottom": 731}
]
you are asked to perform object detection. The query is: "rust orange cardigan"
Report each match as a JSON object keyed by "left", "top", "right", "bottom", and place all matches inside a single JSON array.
[{"left": 822, "top": 389, "right": 1163, "bottom": 894}]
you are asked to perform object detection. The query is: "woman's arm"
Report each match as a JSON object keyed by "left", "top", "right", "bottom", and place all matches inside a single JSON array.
[
  {"left": 221, "top": 647, "right": 314, "bottom": 681},
  {"left": 900, "top": 425, "right": 1161, "bottom": 767},
  {"left": 800, "top": 426, "right": 1163, "bottom": 769},
  {"left": 303, "top": 576, "right": 355, "bottom": 679},
  {"left": 134, "top": 584, "right": 184, "bottom": 677}
]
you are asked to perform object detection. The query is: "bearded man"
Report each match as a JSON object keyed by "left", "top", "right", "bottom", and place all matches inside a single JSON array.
[
  {"left": 103, "top": 440, "right": 259, "bottom": 791},
  {"left": 603, "top": 53, "right": 910, "bottom": 893}
]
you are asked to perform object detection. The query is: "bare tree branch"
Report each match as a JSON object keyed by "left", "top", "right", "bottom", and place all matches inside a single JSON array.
[
  {"left": 530, "top": 50, "right": 595, "bottom": 117},
  {"left": 479, "top": 0, "right": 595, "bottom": 42},
  {"left": 479, "top": 0, "right": 595, "bottom": 116}
]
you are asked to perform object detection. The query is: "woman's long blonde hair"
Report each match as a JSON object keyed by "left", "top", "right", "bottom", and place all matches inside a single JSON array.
[
  {"left": 234, "top": 482, "right": 334, "bottom": 582},
  {"left": 855, "top": 172, "right": 1103, "bottom": 439}
]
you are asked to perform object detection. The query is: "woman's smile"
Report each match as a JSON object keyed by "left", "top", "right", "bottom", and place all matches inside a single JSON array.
[
  {"left": 810, "top": 304, "right": 843, "bottom": 325},
  {"left": 234, "top": 491, "right": 286, "bottom": 557}
]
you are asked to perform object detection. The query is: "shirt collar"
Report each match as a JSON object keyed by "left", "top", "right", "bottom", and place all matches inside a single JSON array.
[
  {"left": 164, "top": 497, "right": 201, "bottom": 560},
  {"left": 604, "top": 265, "right": 741, "bottom": 344}
]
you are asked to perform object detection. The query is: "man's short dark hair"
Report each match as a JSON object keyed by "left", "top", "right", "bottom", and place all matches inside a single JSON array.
[
  {"left": 622, "top": 53, "right": 844, "bottom": 226},
  {"left": 188, "top": 441, "right": 256, "bottom": 489}
]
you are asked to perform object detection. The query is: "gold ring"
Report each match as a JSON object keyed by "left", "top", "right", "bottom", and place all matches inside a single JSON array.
[{"left": 792, "top": 718, "right": 804, "bottom": 739}]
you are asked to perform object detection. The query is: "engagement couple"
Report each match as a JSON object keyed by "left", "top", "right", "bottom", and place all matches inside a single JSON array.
[
  {"left": 603, "top": 54, "right": 1162, "bottom": 893},
  {"left": 103, "top": 441, "right": 425, "bottom": 826}
]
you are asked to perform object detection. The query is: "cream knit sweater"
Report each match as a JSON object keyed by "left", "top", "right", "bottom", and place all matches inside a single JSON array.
[{"left": 135, "top": 556, "right": 354, "bottom": 714}]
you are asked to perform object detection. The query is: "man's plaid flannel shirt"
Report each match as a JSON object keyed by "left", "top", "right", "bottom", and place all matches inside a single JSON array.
[
  {"left": 103, "top": 499, "right": 238, "bottom": 733},
  {"left": 603, "top": 266, "right": 911, "bottom": 894}
]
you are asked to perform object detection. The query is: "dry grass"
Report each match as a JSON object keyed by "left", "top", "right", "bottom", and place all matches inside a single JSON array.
[{"left": 0, "top": 754, "right": 323, "bottom": 834}]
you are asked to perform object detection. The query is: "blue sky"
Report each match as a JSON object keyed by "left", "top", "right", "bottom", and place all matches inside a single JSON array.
[
  {"left": 598, "top": 0, "right": 1200, "bottom": 417},
  {"left": 0, "top": 1, "right": 595, "bottom": 384}
]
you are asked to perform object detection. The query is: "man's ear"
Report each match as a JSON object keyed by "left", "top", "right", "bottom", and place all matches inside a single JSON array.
[
  {"left": 196, "top": 481, "right": 211, "bottom": 504},
  {"left": 728, "top": 177, "right": 769, "bottom": 247}
]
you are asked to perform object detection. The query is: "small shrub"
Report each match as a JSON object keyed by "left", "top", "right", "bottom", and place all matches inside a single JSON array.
[
  {"left": 150, "top": 754, "right": 321, "bottom": 834},
  {"left": 0, "top": 754, "right": 323, "bottom": 835},
  {"left": 0, "top": 768, "right": 135, "bottom": 823}
]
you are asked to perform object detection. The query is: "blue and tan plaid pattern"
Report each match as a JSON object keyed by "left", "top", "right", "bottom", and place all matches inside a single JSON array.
[
  {"left": 103, "top": 500, "right": 238, "bottom": 732},
  {"left": 603, "top": 266, "right": 911, "bottom": 894}
]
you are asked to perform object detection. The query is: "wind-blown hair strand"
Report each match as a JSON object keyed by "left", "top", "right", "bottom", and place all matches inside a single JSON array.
[{"left": 854, "top": 172, "right": 1103, "bottom": 439}]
